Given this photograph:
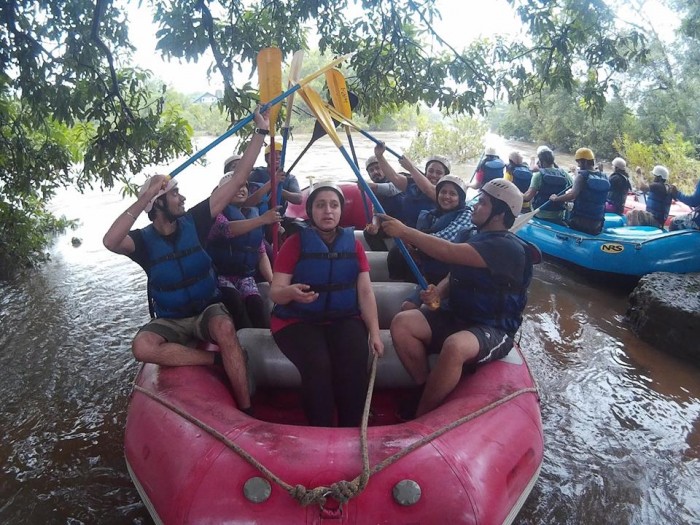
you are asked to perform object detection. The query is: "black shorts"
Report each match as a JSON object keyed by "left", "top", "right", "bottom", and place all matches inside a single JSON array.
[{"left": 422, "top": 308, "right": 515, "bottom": 364}]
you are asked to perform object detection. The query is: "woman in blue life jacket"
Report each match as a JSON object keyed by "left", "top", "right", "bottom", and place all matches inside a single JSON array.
[
  {"left": 386, "top": 175, "right": 475, "bottom": 308},
  {"left": 207, "top": 173, "right": 282, "bottom": 329},
  {"left": 605, "top": 157, "right": 632, "bottom": 215},
  {"left": 549, "top": 147, "right": 610, "bottom": 235},
  {"left": 636, "top": 165, "right": 674, "bottom": 229},
  {"left": 372, "top": 142, "right": 450, "bottom": 229},
  {"left": 505, "top": 150, "right": 532, "bottom": 213},
  {"left": 269, "top": 182, "right": 383, "bottom": 427},
  {"left": 522, "top": 147, "right": 573, "bottom": 224}
]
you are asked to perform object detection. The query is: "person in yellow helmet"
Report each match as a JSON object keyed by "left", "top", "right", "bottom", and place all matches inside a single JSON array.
[{"left": 549, "top": 147, "right": 610, "bottom": 235}]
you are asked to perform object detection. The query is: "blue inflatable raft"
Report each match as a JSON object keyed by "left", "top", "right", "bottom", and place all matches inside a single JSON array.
[{"left": 515, "top": 215, "right": 700, "bottom": 277}]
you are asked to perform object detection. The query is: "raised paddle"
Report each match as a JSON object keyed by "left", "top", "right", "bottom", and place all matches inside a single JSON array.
[
  {"left": 166, "top": 52, "right": 351, "bottom": 180},
  {"left": 280, "top": 50, "right": 304, "bottom": 171},
  {"left": 326, "top": 68, "right": 371, "bottom": 223},
  {"left": 258, "top": 47, "right": 283, "bottom": 255},
  {"left": 298, "top": 85, "right": 434, "bottom": 299}
]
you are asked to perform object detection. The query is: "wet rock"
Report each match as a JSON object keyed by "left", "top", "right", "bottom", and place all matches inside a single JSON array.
[
  {"left": 627, "top": 272, "right": 700, "bottom": 363},
  {"left": 71, "top": 237, "right": 82, "bottom": 247}
]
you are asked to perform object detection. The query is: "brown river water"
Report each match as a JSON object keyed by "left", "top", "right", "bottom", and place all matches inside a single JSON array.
[{"left": 1, "top": 132, "right": 698, "bottom": 524}]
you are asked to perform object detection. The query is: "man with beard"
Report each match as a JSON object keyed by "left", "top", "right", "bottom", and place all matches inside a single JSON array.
[{"left": 102, "top": 108, "right": 270, "bottom": 414}]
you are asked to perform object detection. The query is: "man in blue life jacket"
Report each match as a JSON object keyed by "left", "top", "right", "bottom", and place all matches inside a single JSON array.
[
  {"left": 522, "top": 147, "right": 573, "bottom": 224},
  {"left": 670, "top": 177, "right": 700, "bottom": 230},
  {"left": 505, "top": 151, "right": 532, "bottom": 212},
  {"left": 245, "top": 141, "right": 302, "bottom": 215},
  {"left": 378, "top": 179, "right": 539, "bottom": 419},
  {"left": 605, "top": 157, "right": 632, "bottom": 215},
  {"left": 469, "top": 146, "right": 505, "bottom": 190},
  {"left": 102, "top": 108, "right": 270, "bottom": 415},
  {"left": 637, "top": 165, "right": 674, "bottom": 228},
  {"left": 549, "top": 147, "right": 610, "bottom": 235}
]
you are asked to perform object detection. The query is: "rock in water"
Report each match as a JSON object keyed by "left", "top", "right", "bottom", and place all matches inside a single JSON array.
[{"left": 627, "top": 272, "right": 700, "bottom": 363}]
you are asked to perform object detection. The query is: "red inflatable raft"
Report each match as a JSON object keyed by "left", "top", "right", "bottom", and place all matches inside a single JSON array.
[{"left": 125, "top": 281, "right": 543, "bottom": 524}]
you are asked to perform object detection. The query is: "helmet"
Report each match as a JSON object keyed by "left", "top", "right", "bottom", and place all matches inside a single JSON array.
[
  {"left": 484, "top": 146, "right": 498, "bottom": 156},
  {"left": 612, "top": 157, "right": 626, "bottom": 170},
  {"left": 365, "top": 155, "right": 379, "bottom": 169},
  {"left": 223, "top": 154, "right": 242, "bottom": 172},
  {"left": 264, "top": 142, "right": 283, "bottom": 155},
  {"left": 652, "top": 165, "right": 669, "bottom": 180},
  {"left": 305, "top": 181, "right": 345, "bottom": 218},
  {"left": 508, "top": 151, "right": 523, "bottom": 164},
  {"left": 481, "top": 179, "right": 523, "bottom": 217},
  {"left": 425, "top": 155, "right": 451, "bottom": 174},
  {"left": 139, "top": 176, "right": 178, "bottom": 213},
  {"left": 436, "top": 174, "right": 467, "bottom": 204},
  {"left": 574, "top": 148, "right": 595, "bottom": 161},
  {"left": 536, "top": 145, "right": 552, "bottom": 155},
  {"left": 218, "top": 171, "right": 248, "bottom": 190}
]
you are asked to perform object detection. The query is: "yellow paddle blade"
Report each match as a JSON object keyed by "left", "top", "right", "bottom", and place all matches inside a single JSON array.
[
  {"left": 326, "top": 68, "right": 352, "bottom": 119},
  {"left": 297, "top": 53, "right": 353, "bottom": 87},
  {"left": 299, "top": 85, "right": 342, "bottom": 147},
  {"left": 257, "top": 47, "right": 283, "bottom": 136}
]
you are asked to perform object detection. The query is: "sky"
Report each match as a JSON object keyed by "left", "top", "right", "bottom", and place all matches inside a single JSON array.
[{"left": 126, "top": 0, "right": 520, "bottom": 94}]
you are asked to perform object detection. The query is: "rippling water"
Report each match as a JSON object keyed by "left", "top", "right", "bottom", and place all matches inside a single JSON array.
[{"left": 1, "top": 133, "right": 698, "bottom": 524}]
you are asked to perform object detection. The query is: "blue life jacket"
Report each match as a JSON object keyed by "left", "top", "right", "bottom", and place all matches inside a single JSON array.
[
  {"left": 646, "top": 184, "right": 673, "bottom": 225},
  {"left": 532, "top": 168, "right": 569, "bottom": 210},
  {"left": 141, "top": 216, "right": 219, "bottom": 319},
  {"left": 207, "top": 205, "right": 262, "bottom": 277},
  {"left": 378, "top": 192, "right": 404, "bottom": 219},
  {"left": 272, "top": 227, "right": 360, "bottom": 321},
  {"left": 447, "top": 230, "right": 534, "bottom": 335},
  {"left": 482, "top": 158, "right": 505, "bottom": 184},
  {"left": 571, "top": 170, "right": 610, "bottom": 221},
  {"left": 511, "top": 164, "right": 533, "bottom": 193},
  {"left": 398, "top": 180, "right": 434, "bottom": 228}
]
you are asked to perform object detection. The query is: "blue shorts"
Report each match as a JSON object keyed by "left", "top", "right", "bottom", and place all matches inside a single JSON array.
[{"left": 421, "top": 308, "right": 514, "bottom": 364}]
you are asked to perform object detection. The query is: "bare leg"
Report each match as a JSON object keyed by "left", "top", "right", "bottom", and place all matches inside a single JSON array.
[
  {"left": 390, "top": 310, "right": 432, "bottom": 385},
  {"left": 415, "top": 331, "right": 479, "bottom": 417},
  {"left": 208, "top": 315, "right": 251, "bottom": 410},
  {"left": 132, "top": 331, "right": 218, "bottom": 366}
]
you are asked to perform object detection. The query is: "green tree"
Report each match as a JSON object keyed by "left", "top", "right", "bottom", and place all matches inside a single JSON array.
[{"left": 2, "top": 0, "right": 649, "bottom": 278}]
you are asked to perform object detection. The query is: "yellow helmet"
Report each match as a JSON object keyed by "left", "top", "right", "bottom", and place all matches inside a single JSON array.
[
  {"left": 264, "top": 142, "right": 283, "bottom": 155},
  {"left": 574, "top": 148, "right": 595, "bottom": 161}
]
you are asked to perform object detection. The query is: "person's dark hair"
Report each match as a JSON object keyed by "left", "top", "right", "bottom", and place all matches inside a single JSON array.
[
  {"left": 147, "top": 194, "right": 168, "bottom": 221},
  {"left": 224, "top": 160, "right": 236, "bottom": 173},
  {"left": 537, "top": 150, "right": 555, "bottom": 168},
  {"left": 487, "top": 194, "right": 516, "bottom": 228},
  {"left": 576, "top": 158, "right": 595, "bottom": 170}
]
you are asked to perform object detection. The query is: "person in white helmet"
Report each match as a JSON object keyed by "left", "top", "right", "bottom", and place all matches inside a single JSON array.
[
  {"left": 379, "top": 179, "right": 540, "bottom": 419},
  {"left": 269, "top": 182, "right": 383, "bottom": 427},
  {"left": 102, "top": 107, "right": 270, "bottom": 416},
  {"left": 362, "top": 154, "right": 404, "bottom": 251},
  {"left": 605, "top": 157, "right": 632, "bottom": 215},
  {"left": 468, "top": 146, "right": 505, "bottom": 190},
  {"left": 637, "top": 165, "right": 673, "bottom": 228}
]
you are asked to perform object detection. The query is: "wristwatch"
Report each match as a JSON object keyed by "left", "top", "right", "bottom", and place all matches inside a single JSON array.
[{"left": 255, "top": 128, "right": 270, "bottom": 135}]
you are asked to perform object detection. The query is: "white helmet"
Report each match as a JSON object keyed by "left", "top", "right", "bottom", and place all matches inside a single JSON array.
[
  {"left": 481, "top": 179, "right": 523, "bottom": 216},
  {"left": 508, "top": 151, "right": 523, "bottom": 164},
  {"left": 365, "top": 155, "right": 379, "bottom": 169},
  {"left": 223, "top": 154, "right": 242, "bottom": 173},
  {"left": 612, "top": 157, "right": 626, "bottom": 170},
  {"left": 436, "top": 174, "right": 467, "bottom": 202},
  {"left": 425, "top": 155, "right": 451, "bottom": 174},
  {"left": 484, "top": 146, "right": 498, "bottom": 156},
  {"left": 536, "top": 145, "right": 552, "bottom": 155},
  {"left": 306, "top": 181, "right": 345, "bottom": 218},
  {"left": 652, "top": 165, "right": 669, "bottom": 180},
  {"left": 139, "top": 176, "right": 178, "bottom": 213}
]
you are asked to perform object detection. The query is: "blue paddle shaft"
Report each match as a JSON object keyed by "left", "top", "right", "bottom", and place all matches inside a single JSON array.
[
  {"left": 168, "top": 85, "right": 302, "bottom": 179},
  {"left": 337, "top": 147, "right": 429, "bottom": 290},
  {"left": 354, "top": 129, "right": 403, "bottom": 159}
]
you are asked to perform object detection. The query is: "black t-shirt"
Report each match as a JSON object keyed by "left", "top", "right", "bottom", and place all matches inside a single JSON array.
[
  {"left": 609, "top": 171, "right": 631, "bottom": 194},
  {"left": 128, "top": 199, "right": 213, "bottom": 269},
  {"left": 468, "top": 231, "right": 530, "bottom": 287}
]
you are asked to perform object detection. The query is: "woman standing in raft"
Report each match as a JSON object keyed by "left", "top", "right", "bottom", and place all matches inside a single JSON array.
[{"left": 269, "top": 182, "right": 384, "bottom": 427}]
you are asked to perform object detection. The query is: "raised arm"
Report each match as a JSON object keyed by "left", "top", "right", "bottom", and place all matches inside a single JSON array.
[
  {"left": 102, "top": 174, "right": 169, "bottom": 255},
  {"left": 375, "top": 143, "right": 408, "bottom": 192},
  {"left": 398, "top": 156, "right": 436, "bottom": 201},
  {"left": 210, "top": 108, "right": 269, "bottom": 217}
]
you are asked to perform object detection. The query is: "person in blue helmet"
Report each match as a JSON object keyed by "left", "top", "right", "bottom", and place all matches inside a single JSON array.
[
  {"left": 379, "top": 179, "right": 540, "bottom": 419},
  {"left": 549, "top": 147, "right": 610, "bottom": 235},
  {"left": 102, "top": 107, "right": 270, "bottom": 415},
  {"left": 269, "top": 181, "right": 383, "bottom": 427}
]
